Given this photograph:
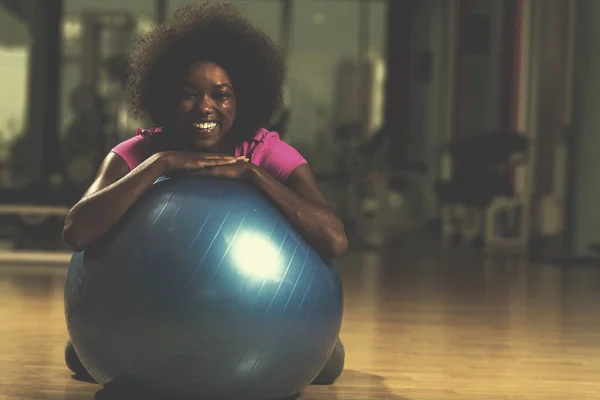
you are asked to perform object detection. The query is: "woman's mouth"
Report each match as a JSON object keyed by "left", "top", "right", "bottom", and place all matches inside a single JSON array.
[{"left": 193, "top": 121, "right": 219, "bottom": 133}]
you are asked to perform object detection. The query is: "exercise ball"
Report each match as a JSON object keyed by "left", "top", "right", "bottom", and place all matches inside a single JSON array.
[{"left": 64, "top": 176, "right": 343, "bottom": 399}]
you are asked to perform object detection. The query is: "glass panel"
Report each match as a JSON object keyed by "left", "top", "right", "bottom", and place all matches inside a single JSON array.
[
  {"left": 167, "top": 0, "right": 283, "bottom": 45},
  {"left": 60, "top": 0, "right": 157, "bottom": 197},
  {"left": 368, "top": 0, "right": 388, "bottom": 57},
  {"left": 0, "top": 4, "right": 32, "bottom": 189},
  {"left": 286, "top": 0, "right": 388, "bottom": 174}
]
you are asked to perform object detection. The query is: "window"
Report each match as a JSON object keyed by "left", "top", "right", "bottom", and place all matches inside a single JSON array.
[
  {"left": 0, "top": 4, "right": 33, "bottom": 189},
  {"left": 59, "top": 0, "right": 158, "bottom": 194},
  {"left": 168, "top": 0, "right": 283, "bottom": 45},
  {"left": 286, "top": 0, "right": 388, "bottom": 173}
]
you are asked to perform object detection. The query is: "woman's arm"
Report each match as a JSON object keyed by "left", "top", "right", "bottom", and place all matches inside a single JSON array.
[
  {"left": 63, "top": 151, "right": 246, "bottom": 251},
  {"left": 62, "top": 152, "right": 168, "bottom": 251},
  {"left": 247, "top": 163, "right": 348, "bottom": 260}
]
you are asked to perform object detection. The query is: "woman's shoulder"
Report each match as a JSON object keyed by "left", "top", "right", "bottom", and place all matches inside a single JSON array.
[
  {"left": 246, "top": 128, "right": 308, "bottom": 182},
  {"left": 245, "top": 128, "right": 295, "bottom": 151},
  {"left": 111, "top": 128, "right": 163, "bottom": 170}
]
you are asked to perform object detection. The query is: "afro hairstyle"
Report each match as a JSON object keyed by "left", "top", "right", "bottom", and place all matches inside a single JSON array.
[{"left": 126, "top": 1, "right": 285, "bottom": 140}]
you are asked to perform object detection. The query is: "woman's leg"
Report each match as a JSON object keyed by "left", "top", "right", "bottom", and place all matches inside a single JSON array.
[
  {"left": 311, "top": 338, "right": 345, "bottom": 385},
  {"left": 65, "top": 340, "right": 96, "bottom": 382}
]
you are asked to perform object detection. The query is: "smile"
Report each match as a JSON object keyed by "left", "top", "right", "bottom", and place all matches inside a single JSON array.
[{"left": 193, "top": 122, "right": 219, "bottom": 132}]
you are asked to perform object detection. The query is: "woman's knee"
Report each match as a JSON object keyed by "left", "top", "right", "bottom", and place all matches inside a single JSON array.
[
  {"left": 65, "top": 340, "right": 95, "bottom": 382},
  {"left": 312, "top": 339, "right": 345, "bottom": 385}
]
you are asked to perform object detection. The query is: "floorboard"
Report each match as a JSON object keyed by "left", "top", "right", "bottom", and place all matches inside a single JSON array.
[{"left": 1, "top": 250, "right": 600, "bottom": 399}]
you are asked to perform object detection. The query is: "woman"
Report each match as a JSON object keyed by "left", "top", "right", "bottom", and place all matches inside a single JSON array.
[{"left": 63, "top": 1, "right": 347, "bottom": 386}]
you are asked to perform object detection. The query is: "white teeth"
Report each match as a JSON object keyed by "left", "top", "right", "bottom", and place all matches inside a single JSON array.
[{"left": 194, "top": 122, "right": 218, "bottom": 130}]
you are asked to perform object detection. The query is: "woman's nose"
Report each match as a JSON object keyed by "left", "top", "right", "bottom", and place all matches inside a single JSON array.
[{"left": 198, "top": 95, "right": 214, "bottom": 113}]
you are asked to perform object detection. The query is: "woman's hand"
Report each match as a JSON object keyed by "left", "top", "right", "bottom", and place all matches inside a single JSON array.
[
  {"left": 160, "top": 151, "right": 248, "bottom": 173},
  {"left": 183, "top": 160, "right": 255, "bottom": 180}
]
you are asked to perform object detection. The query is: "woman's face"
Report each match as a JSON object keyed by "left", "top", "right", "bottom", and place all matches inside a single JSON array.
[{"left": 172, "top": 61, "right": 236, "bottom": 150}]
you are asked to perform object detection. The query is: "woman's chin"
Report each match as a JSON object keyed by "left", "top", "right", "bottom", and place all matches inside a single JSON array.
[
  {"left": 191, "top": 135, "right": 223, "bottom": 152},
  {"left": 174, "top": 127, "right": 232, "bottom": 152},
  {"left": 176, "top": 129, "right": 215, "bottom": 146}
]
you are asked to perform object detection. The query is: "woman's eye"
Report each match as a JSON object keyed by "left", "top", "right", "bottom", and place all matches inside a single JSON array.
[{"left": 216, "top": 92, "right": 231, "bottom": 100}]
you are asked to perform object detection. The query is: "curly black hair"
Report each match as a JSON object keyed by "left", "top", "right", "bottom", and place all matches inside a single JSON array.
[{"left": 126, "top": 1, "right": 285, "bottom": 140}]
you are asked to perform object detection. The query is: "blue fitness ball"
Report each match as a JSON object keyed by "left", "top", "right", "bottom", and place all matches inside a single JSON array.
[{"left": 64, "top": 176, "right": 344, "bottom": 399}]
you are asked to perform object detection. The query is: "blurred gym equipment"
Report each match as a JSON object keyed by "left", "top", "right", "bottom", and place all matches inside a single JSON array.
[
  {"left": 435, "top": 131, "right": 530, "bottom": 250},
  {"left": 331, "top": 55, "right": 428, "bottom": 248}
]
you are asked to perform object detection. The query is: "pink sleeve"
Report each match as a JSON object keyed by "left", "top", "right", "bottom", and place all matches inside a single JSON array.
[
  {"left": 111, "top": 133, "right": 155, "bottom": 171},
  {"left": 251, "top": 133, "right": 308, "bottom": 182}
]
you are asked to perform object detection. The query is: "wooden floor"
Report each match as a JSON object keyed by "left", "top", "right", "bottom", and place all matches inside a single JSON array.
[{"left": 2, "top": 249, "right": 600, "bottom": 399}]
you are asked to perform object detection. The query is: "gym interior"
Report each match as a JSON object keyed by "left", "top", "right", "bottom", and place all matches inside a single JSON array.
[{"left": 2, "top": 0, "right": 600, "bottom": 399}]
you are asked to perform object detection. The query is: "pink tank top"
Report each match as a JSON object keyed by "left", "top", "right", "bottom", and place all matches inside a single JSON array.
[{"left": 111, "top": 128, "right": 307, "bottom": 182}]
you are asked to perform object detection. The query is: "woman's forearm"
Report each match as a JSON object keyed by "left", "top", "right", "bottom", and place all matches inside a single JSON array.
[
  {"left": 248, "top": 166, "right": 348, "bottom": 260},
  {"left": 62, "top": 153, "right": 168, "bottom": 251}
]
